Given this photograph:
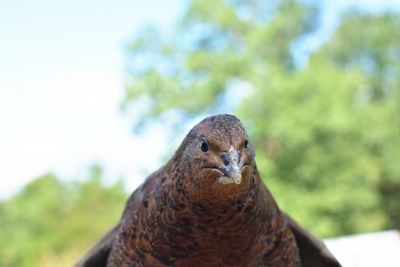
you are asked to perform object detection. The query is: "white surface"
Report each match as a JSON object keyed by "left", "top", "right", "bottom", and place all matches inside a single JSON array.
[{"left": 325, "top": 230, "right": 400, "bottom": 267}]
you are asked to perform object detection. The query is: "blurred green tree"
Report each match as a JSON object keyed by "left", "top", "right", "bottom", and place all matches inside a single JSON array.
[
  {"left": 0, "top": 166, "right": 126, "bottom": 267},
  {"left": 314, "top": 12, "right": 400, "bottom": 230},
  {"left": 124, "top": 0, "right": 400, "bottom": 237},
  {"left": 124, "top": 0, "right": 318, "bottom": 126}
]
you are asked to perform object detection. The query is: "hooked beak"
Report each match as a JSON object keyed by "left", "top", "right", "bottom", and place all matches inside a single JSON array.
[
  {"left": 217, "top": 146, "right": 242, "bottom": 185},
  {"left": 226, "top": 162, "right": 242, "bottom": 184}
]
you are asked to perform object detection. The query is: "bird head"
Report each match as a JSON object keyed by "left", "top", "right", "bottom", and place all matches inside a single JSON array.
[{"left": 175, "top": 114, "right": 256, "bottom": 202}]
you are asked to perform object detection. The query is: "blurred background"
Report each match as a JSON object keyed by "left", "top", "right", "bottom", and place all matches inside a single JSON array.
[{"left": 1, "top": 0, "right": 400, "bottom": 266}]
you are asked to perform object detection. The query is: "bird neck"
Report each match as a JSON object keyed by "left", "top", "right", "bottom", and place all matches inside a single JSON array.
[{"left": 168, "top": 168, "right": 276, "bottom": 227}]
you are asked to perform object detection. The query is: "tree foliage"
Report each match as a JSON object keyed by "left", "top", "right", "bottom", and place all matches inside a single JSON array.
[
  {"left": 125, "top": 0, "right": 317, "bottom": 126},
  {"left": 0, "top": 166, "right": 127, "bottom": 267},
  {"left": 124, "top": 0, "right": 400, "bottom": 237},
  {"left": 2, "top": 2, "right": 399, "bottom": 267}
]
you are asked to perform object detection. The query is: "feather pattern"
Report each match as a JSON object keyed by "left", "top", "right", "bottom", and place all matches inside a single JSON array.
[{"left": 75, "top": 114, "right": 341, "bottom": 267}]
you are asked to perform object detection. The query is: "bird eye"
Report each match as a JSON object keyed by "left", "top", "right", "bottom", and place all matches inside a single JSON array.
[
  {"left": 200, "top": 139, "right": 209, "bottom": 152},
  {"left": 244, "top": 139, "right": 248, "bottom": 149}
]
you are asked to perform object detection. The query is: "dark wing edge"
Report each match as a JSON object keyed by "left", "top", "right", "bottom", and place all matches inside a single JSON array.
[
  {"left": 74, "top": 223, "right": 121, "bottom": 267},
  {"left": 283, "top": 212, "right": 342, "bottom": 267},
  {"left": 74, "top": 167, "right": 164, "bottom": 267}
]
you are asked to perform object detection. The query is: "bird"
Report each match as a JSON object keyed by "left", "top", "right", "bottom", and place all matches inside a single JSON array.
[{"left": 75, "top": 114, "right": 341, "bottom": 267}]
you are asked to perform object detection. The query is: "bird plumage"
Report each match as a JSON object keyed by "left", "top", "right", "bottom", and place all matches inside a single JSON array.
[{"left": 75, "top": 114, "right": 341, "bottom": 267}]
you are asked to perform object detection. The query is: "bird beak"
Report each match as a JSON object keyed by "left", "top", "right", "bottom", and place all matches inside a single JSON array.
[
  {"left": 218, "top": 146, "right": 242, "bottom": 185},
  {"left": 227, "top": 161, "right": 242, "bottom": 184}
]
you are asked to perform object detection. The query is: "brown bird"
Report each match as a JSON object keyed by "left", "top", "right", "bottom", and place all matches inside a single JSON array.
[{"left": 75, "top": 114, "right": 341, "bottom": 267}]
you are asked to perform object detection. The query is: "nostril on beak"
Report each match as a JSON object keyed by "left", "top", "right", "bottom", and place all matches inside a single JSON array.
[{"left": 221, "top": 153, "right": 230, "bottom": 166}]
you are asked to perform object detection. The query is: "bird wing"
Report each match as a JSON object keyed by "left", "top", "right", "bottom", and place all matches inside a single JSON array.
[
  {"left": 283, "top": 212, "right": 342, "bottom": 267},
  {"left": 74, "top": 167, "right": 165, "bottom": 267},
  {"left": 74, "top": 223, "right": 121, "bottom": 267}
]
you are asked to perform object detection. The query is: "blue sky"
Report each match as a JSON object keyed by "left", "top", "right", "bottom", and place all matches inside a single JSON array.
[
  {"left": 1, "top": 0, "right": 400, "bottom": 199},
  {"left": 0, "top": 0, "right": 186, "bottom": 199}
]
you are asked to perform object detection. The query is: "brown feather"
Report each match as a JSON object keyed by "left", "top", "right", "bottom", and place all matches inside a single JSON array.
[{"left": 76, "top": 114, "right": 341, "bottom": 267}]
